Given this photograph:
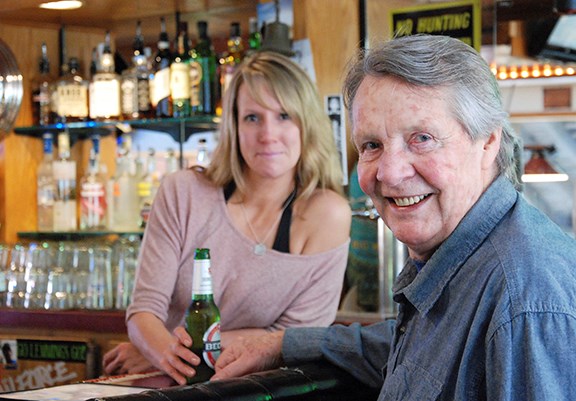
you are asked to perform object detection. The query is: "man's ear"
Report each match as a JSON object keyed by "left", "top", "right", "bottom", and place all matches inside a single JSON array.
[{"left": 481, "top": 127, "right": 502, "bottom": 170}]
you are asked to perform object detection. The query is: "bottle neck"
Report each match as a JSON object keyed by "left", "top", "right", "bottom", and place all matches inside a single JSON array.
[
  {"left": 99, "top": 53, "right": 116, "bottom": 74},
  {"left": 57, "top": 134, "right": 71, "bottom": 160},
  {"left": 191, "top": 293, "right": 215, "bottom": 302}
]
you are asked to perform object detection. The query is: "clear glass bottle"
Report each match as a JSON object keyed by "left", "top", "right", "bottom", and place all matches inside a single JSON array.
[
  {"left": 32, "top": 42, "right": 54, "bottom": 126},
  {"left": 121, "top": 20, "right": 152, "bottom": 120},
  {"left": 137, "top": 148, "right": 160, "bottom": 228},
  {"left": 217, "top": 22, "right": 244, "bottom": 115},
  {"left": 220, "top": 22, "right": 244, "bottom": 97},
  {"left": 185, "top": 248, "right": 221, "bottom": 384},
  {"left": 190, "top": 20, "right": 217, "bottom": 115},
  {"left": 171, "top": 21, "right": 191, "bottom": 118},
  {"left": 151, "top": 17, "right": 172, "bottom": 118},
  {"left": 193, "top": 138, "right": 211, "bottom": 168},
  {"left": 165, "top": 148, "right": 179, "bottom": 175},
  {"left": 37, "top": 132, "right": 55, "bottom": 231},
  {"left": 54, "top": 57, "right": 89, "bottom": 123},
  {"left": 53, "top": 131, "right": 77, "bottom": 232},
  {"left": 80, "top": 135, "right": 107, "bottom": 231},
  {"left": 112, "top": 134, "right": 140, "bottom": 232},
  {"left": 90, "top": 31, "right": 122, "bottom": 121}
]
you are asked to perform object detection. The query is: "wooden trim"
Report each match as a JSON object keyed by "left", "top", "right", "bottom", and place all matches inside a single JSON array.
[{"left": 0, "top": 308, "right": 127, "bottom": 334}]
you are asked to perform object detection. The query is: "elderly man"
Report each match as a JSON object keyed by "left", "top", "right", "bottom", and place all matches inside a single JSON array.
[{"left": 210, "top": 35, "right": 576, "bottom": 400}]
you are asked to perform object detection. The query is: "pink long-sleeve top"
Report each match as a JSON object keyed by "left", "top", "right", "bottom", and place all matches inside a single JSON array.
[{"left": 127, "top": 169, "right": 349, "bottom": 332}]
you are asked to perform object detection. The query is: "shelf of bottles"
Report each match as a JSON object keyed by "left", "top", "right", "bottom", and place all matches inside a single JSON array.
[{"left": 16, "top": 15, "right": 263, "bottom": 242}]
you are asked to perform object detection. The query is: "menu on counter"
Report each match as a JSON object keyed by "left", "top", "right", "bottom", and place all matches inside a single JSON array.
[
  {"left": 0, "top": 371, "right": 173, "bottom": 401},
  {"left": 0, "top": 382, "right": 148, "bottom": 401}
]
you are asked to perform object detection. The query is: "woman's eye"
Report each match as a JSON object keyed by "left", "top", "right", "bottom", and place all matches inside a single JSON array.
[
  {"left": 279, "top": 112, "right": 291, "bottom": 121},
  {"left": 243, "top": 114, "right": 258, "bottom": 122}
]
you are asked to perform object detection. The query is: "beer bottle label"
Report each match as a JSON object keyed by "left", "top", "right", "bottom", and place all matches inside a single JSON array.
[
  {"left": 192, "top": 259, "right": 212, "bottom": 294},
  {"left": 202, "top": 321, "right": 221, "bottom": 369}
]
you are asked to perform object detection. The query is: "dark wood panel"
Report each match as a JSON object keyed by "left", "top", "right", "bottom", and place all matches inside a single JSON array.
[{"left": 0, "top": 308, "right": 127, "bottom": 334}]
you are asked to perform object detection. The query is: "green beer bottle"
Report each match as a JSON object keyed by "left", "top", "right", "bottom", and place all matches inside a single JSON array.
[{"left": 185, "top": 248, "right": 221, "bottom": 384}]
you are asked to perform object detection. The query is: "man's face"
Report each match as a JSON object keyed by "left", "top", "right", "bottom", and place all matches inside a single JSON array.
[{"left": 352, "top": 76, "right": 500, "bottom": 261}]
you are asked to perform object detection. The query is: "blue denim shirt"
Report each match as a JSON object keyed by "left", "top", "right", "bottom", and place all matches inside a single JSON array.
[{"left": 283, "top": 176, "right": 576, "bottom": 400}]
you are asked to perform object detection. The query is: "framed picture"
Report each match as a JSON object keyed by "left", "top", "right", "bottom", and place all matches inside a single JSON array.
[{"left": 325, "top": 94, "right": 348, "bottom": 186}]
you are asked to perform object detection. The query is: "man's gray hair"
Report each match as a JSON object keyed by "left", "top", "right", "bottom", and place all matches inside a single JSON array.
[{"left": 343, "top": 34, "right": 521, "bottom": 189}]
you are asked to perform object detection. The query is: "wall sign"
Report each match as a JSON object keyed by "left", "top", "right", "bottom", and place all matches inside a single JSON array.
[{"left": 390, "top": 0, "right": 481, "bottom": 51}]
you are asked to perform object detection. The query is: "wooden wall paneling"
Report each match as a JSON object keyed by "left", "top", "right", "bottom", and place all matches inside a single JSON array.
[
  {"left": 365, "top": 0, "right": 414, "bottom": 47},
  {"left": 293, "top": 0, "right": 359, "bottom": 98},
  {"left": 0, "top": 24, "right": 57, "bottom": 245},
  {"left": 292, "top": 0, "right": 360, "bottom": 178}
]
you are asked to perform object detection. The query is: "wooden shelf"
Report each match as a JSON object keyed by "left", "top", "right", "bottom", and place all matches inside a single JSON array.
[
  {"left": 0, "top": 308, "right": 127, "bottom": 334},
  {"left": 13, "top": 116, "right": 220, "bottom": 143}
]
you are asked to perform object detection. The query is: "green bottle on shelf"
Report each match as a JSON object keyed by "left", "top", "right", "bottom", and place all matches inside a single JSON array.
[{"left": 190, "top": 21, "right": 217, "bottom": 115}]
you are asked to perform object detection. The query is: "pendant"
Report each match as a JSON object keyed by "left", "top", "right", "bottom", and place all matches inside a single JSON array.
[{"left": 254, "top": 243, "right": 266, "bottom": 256}]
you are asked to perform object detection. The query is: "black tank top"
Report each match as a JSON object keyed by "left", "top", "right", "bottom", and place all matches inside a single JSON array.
[{"left": 224, "top": 183, "right": 296, "bottom": 253}]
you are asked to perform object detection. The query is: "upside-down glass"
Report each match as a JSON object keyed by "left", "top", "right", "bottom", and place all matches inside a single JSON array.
[
  {"left": 111, "top": 236, "right": 140, "bottom": 310},
  {"left": 0, "top": 243, "right": 10, "bottom": 306},
  {"left": 86, "top": 245, "right": 113, "bottom": 309},
  {"left": 6, "top": 243, "right": 28, "bottom": 308},
  {"left": 23, "top": 242, "right": 53, "bottom": 309}
]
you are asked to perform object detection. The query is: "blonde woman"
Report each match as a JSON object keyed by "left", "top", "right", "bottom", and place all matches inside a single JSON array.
[{"left": 103, "top": 51, "right": 351, "bottom": 384}]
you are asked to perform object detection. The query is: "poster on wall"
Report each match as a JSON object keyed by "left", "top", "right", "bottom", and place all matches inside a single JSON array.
[
  {"left": 0, "top": 337, "right": 95, "bottom": 393},
  {"left": 390, "top": 0, "right": 482, "bottom": 51},
  {"left": 325, "top": 95, "right": 348, "bottom": 186}
]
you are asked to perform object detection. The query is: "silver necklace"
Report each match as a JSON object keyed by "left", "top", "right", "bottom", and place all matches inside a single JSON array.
[{"left": 240, "top": 189, "right": 296, "bottom": 256}]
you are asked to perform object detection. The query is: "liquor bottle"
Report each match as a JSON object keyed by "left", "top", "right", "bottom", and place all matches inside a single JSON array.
[
  {"left": 190, "top": 21, "right": 216, "bottom": 115},
  {"left": 185, "top": 248, "right": 221, "bottom": 384},
  {"left": 165, "top": 148, "right": 179, "bottom": 175},
  {"left": 137, "top": 148, "right": 160, "bottom": 228},
  {"left": 90, "top": 31, "right": 122, "bottom": 121},
  {"left": 151, "top": 17, "right": 172, "bottom": 118},
  {"left": 112, "top": 134, "right": 140, "bottom": 232},
  {"left": 90, "top": 47, "right": 98, "bottom": 78},
  {"left": 54, "top": 57, "right": 89, "bottom": 123},
  {"left": 247, "top": 17, "right": 262, "bottom": 55},
  {"left": 53, "top": 131, "right": 77, "bottom": 231},
  {"left": 37, "top": 132, "right": 56, "bottom": 231},
  {"left": 171, "top": 21, "right": 191, "bottom": 118},
  {"left": 193, "top": 138, "right": 210, "bottom": 168},
  {"left": 121, "top": 20, "right": 152, "bottom": 120},
  {"left": 32, "top": 42, "right": 54, "bottom": 126},
  {"left": 80, "top": 135, "right": 107, "bottom": 230},
  {"left": 220, "top": 22, "right": 244, "bottom": 96}
]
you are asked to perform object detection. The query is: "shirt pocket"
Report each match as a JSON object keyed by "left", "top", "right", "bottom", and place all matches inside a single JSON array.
[{"left": 380, "top": 359, "right": 443, "bottom": 401}]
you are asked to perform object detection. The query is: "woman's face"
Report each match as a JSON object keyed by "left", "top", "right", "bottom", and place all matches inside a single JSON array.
[{"left": 236, "top": 83, "right": 301, "bottom": 181}]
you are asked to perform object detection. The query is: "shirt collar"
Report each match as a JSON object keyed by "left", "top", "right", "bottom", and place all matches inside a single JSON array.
[{"left": 392, "top": 176, "right": 518, "bottom": 315}]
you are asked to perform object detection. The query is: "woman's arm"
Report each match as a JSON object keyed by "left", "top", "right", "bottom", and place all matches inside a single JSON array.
[{"left": 126, "top": 312, "right": 201, "bottom": 385}]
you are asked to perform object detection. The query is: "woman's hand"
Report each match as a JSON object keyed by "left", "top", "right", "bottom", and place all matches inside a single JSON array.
[
  {"left": 102, "top": 342, "right": 155, "bottom": 376},
  {"left": 155, "top": 326, "right": 203, "bottom": 385}
]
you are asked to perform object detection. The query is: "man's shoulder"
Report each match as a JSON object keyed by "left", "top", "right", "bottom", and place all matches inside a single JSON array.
[{"left": 489, "top": 200, "right": 576, "bottom": 316}]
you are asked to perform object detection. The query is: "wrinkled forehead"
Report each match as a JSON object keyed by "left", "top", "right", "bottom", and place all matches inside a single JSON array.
[{"left": 350, "top": 75, "right": 452, "bottom": 125}]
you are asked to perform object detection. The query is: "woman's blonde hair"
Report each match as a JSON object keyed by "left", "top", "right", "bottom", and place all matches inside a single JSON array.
[{"left": 205, "top": 51, "right": 344, "bottom": 198}]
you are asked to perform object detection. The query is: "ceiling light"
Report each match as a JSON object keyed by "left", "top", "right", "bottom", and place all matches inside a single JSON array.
[
  {"left": 39, "top": 0, "right": 84, "bottom": 10},
  {"left": 521, "top": 145, "right": 569, "bottom": 183}
]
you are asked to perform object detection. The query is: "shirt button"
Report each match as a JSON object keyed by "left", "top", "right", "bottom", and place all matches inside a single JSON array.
[{"left": 398, "top": 326, "right": 406, "bottom": 334}]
